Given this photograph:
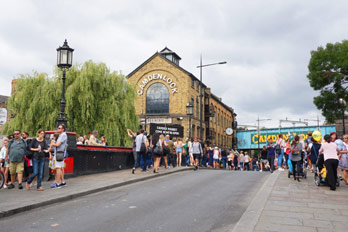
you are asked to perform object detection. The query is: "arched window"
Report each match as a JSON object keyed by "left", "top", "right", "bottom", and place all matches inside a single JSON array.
[{"left": 146, "top": 83, "right": 169, "bottom": 114}]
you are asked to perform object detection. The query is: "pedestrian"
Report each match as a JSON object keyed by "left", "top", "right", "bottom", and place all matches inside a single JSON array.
[
  {"left": 221, "top": 147, "right": 227, "bottom": 169},
  {"left": 161, "top": 134, "right": 169, "bottom": 168},
  {"left": 26, "top": 130, "right": 49, "bottom": 191},
  {"left": 275, "top": 134, "right": 285, "bottom": 171},
  {"left": 267, "top": 139, "right": 276, "bottom": 173},
  {"left": 48, "top": 133, "right": 59, "bottom": 184},
  {"left": 5, "top": 129, "right": 27, "bottom": 189},
  {"left": 132, "top": 129, "right": 148, "bottom": 173},
  {"left": 284, "top": 139, "right": 291, "bottom": 169},
  {"left": 305, "top": 131, "right": 313, "bottom": 170},
  {"left": 233, "top": 152, "right": 239, "bottom": 170},
  {"left": 51, "top": 124, "right": 68, "bottom": 188},
  {"left": 152, "top": 133, "right": 162, "bottom": 173},
  {"left": 239, "top": 151, "right": 245, "bottom": 171},
  {"left": 166, "top": 136, "right": 176, "bottom": 168},
  {"left": 0, "top": 138, "right": 10, "bottom": 188},
  {"left": 192, "top": 137, "right": 203, "bottom": 170},
  {"left": 308, "top": 137, "right": 321, "bottom": 173},
  {"left": 330, "top": 132, "right": 342, "bottom": 181},
  {"left": 259, "top": 146, "right": 268, "bottom": 172},
  {"left": 213, "top": 147, "right": 220, "bottom": 169},
  {"left": 290, "top": 135, "right": 303, "bottom": 182},
  {"left": 244, "top": 152, "right": 250, "bottom": 171},
  {"left": 227, "top": 150, "right": 233, "bottom": 170},
  {"left": 175, "top": 138, "right": 183, "bottom": 167},
  {"left": 252, "top": 157, "right": 258, "bottom": 171},
  {"left": 100, "top": 136, "right": 108, "bottom": 146},
  {"left": 207, "top": 146, "right": 214, "bottom": 168},
  {"left": 319, "top": 134, "right": 339, "bottom": 190},
  {"left": 88, "top": 130, "right": 100, "bottom": 146},
  {"left": 338, "top": 135, "right": 348, "bottom": 184}
]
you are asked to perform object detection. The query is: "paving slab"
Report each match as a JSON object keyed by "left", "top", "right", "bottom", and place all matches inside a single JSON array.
[{"left": 232, "top": 169, "right": 348, "bottom": 232}]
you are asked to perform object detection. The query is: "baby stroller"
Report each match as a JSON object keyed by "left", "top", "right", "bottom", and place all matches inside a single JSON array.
[
  {"left": 288, "top": 152, "right": 307, "bottom": 179},
  {"left": 314, "top": 154, "right": 340, "bottom": 187}
]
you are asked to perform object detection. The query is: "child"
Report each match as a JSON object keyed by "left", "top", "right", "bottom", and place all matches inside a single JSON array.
[
  {"left": 48, "top": 133, "right": 59, "bottom": 187},
  {"left": 319, "top": 164, "right": 327, "bottom": 182}
]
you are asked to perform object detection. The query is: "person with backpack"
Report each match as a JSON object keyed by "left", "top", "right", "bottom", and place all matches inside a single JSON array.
[
  {"left": 275, "top": 134, "right": 285, "bottom": 171},
  {"left": 192, "top": 137, "right": 203, "bottom": 171},
  {"left": 5, "top": 129, "right": 27, "bottom": 189},
  {"left": 152, "top": 133, "right": 162, "bottom": 173},
  {"left": 267, "top": 139, "right": 276, "bottom": 173},
  {"left": 133, "top": 130, "right": 148, "bottom": 174}
]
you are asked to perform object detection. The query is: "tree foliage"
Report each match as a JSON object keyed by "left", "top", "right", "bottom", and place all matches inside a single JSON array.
[
  {"left": 3, "top": 61, "right": 138, "bottom": 146},
  {"left": 307, "top": 40, "right": 348, "bottom": 123}
]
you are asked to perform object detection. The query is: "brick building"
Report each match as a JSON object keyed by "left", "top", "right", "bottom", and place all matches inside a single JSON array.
[
  {"left": 127, "top": 47, "right": 237, "bottom": 148},
  {"left": 0, "top": 95, "right": 9, "bottom": 134}
]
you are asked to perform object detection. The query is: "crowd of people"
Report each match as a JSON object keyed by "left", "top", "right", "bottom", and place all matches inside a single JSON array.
[
  {"left": 0, "top": 124, "right": 68, "bottom": 191},
  {"left": 76, "top": 130, "right": 108, "bottom": 146},
  {"left": 2, "top": 126, "right": 347, "bottom": 193}
]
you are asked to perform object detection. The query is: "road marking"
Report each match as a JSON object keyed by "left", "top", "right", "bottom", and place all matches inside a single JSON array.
[{"left": 129, "top": 206, "right": 137, "bottom": 209}]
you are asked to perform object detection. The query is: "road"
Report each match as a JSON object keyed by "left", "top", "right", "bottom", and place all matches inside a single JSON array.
[{"left": 0, "top": 169, "right": 268, "bottom": 232}]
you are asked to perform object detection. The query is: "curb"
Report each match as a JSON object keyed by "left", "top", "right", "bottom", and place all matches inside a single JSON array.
[
  {"left": 231, "top": 171, "right": 280, "bottom": 232},
  {"left": 0, "top": 168, "right": 192, "bottom": 219}
]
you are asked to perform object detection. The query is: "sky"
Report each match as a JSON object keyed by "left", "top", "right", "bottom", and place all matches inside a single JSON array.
[{"left": 1, "top": 0, "right": 347, "bottom": 129}]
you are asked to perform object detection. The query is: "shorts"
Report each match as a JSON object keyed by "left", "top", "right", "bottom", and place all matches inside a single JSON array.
[
  {"left": 1, "top": 159, "right": 9, "bottom": 168},
  {"left": 54, "top": 155, "right": 65, "bottom": 169},
  {"left": 193, "top": 153, "right": 201, "bottom": 160},
  {"left": 9, "top": 161, "right": 24, "bottom": 174},
  {"left": 261, "top": 159, "right": 268, "bottom": 164},
  {"left": 176, "top": 148, "right": 182, "bottom": 153},
  {"left": 213, "top": 158, "right": 219, "bottom": 163}
]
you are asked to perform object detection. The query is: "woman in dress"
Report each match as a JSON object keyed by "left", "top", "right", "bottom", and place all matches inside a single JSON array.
[
  {"left": 319, "top": 134, "right": 339, "bottom": 191},
  {"left": 338, "top": 135, "right": 348, "bottom": 184}
]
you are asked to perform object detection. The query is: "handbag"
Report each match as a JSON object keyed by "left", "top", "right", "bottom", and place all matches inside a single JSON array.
[
  {"left": 153, "top": 145, "right": 163, "bottom": 155},
  {"left": 56, "top": 151, "right": 65, "bottom": 162},
  {"left": 140, "top": 135, "right": 146, "bottom": 153}
]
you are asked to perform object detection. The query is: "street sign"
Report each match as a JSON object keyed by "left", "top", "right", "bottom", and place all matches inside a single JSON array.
[{"left": 150, "top": 123, "right": 184, "bottom": 137}]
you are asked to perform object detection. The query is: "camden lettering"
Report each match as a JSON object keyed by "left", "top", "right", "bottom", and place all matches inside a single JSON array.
[{"left": 137, "top": 73, "right": 178, "bottom": 95}]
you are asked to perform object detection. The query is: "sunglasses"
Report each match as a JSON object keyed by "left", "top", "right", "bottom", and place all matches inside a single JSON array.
[
  {"left": 14, "top": 133, "right": 20, "bottom": 135},
  {"left": 344, "top": 137, "right": 348, "bottom": 139}
]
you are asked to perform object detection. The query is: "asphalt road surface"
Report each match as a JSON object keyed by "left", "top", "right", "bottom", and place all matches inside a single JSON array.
[{"left": 0, "top": 169, "right": 268, "bottom": 232}]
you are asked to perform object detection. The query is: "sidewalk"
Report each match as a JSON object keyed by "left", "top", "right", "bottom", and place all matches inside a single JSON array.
[
  {"left": 0, "top": 166, "right": 191, "bottom": 218},
  {"left": 233, "top": 170, "right": 348, "bottom": 232}
]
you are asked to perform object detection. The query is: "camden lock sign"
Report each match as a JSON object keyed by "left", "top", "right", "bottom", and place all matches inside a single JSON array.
[
  {"left": 150, "top": 124, "right": 184, "bottom": 137},
  {"left": 137, "top": 73, "right": 178, "bottom": 96}
]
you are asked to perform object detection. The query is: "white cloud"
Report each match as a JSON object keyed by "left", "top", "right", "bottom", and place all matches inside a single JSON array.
[{"left": 0, "top": 0, "right": 348, "bottom": 128}]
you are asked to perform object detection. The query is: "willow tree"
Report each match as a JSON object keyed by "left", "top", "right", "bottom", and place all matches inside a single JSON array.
[{"left": 3, "top": 60, "right": 138, "bottom": 146}]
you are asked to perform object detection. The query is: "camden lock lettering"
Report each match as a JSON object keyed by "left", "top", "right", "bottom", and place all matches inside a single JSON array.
[
  {"left": 137, "top": 73, "right": 178, "bottom": 96},
  {"left": 251, "top": 132, "right": 310, "bottom": 144}
]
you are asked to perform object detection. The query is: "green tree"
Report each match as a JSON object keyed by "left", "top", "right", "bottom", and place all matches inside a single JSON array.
[
  {"left": 307, "top": 40, "right": 348, "bottom": 123},
  {"left": 3, "top": 60, "right": 138, "bottom": 146}
]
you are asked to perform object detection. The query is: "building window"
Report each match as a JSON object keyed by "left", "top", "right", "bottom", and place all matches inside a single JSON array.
[
  {"left": 191, "top": 79, "right": 194, "bottom": 88},
  {"left": 146, "top": 83, "right": 169, "bottom": 114}
]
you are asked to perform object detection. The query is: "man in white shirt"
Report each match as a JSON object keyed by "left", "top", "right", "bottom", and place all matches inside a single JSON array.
[{"left": 133, "top": 130, "right": 148, "bottom": 174}]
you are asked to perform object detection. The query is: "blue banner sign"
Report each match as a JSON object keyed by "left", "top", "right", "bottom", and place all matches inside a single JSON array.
[{"left": 236, "top": 125, "right": 336, "bottom": 149}]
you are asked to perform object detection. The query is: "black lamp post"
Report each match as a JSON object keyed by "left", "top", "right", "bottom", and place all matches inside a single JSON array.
[
  {"left": 197, "top": 56, "right": 226, "bottom": 141},
  {"left": 56, "top": 39, "right": 74, "bottom": 129},
  {"left": 186, "top": 103, "right": 194, "bottom": 139},
  {"left": 339, "top": 98, "right": 346, "bottom": 135}
]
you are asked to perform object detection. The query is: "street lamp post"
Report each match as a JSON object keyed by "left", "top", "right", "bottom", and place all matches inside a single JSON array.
[
  {"left": 257, "top": 116, "right": 271, "bottom": 151},
  {"left": 339, "top": 98, "right": 346, "bottom": 135},
  {"left": 197, "top": 56, "right": 226, "bottom": 141},
  {"left": 56, "top": 39, "right": 74, "bottom": 129},
  {"left": 186, "top": 103, "right": 194, "bottom": 139}
]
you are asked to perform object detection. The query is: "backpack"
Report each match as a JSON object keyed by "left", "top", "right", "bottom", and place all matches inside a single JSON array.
[
  {"left": 275, "top": 141, "right": 281, "bottom": 154},
  {"left": 140, "top": 135, "right": 146, "bottom": 153}
]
